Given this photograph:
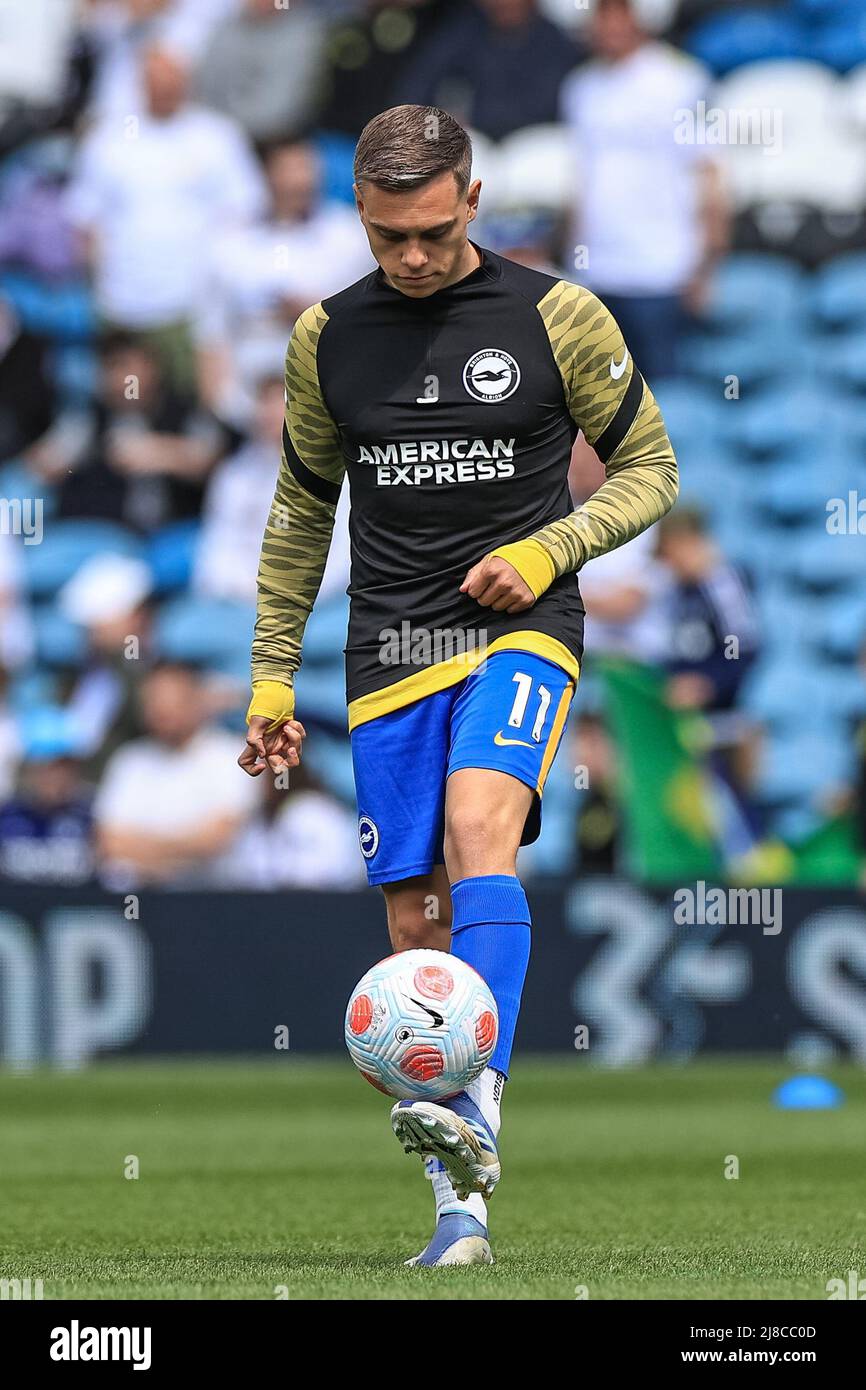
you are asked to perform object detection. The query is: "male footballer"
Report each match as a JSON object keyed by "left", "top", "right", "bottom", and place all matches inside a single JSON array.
[{"left": 239, "top": 105, "right": 678, "bottom": 1267}]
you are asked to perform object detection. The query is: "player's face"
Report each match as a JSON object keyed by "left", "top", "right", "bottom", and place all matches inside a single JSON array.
[{"left": 355, "top": 172, "right": 481, "bottom": 298}]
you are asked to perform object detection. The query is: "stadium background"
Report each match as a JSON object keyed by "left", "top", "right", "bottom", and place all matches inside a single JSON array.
[{"left": 1, "top": 0, "right": 865, "bottom": 1302}]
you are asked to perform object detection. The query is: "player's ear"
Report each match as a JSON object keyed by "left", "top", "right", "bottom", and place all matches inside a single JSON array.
[
  {"left": 467, "top": 178, "right": 481, "bottom": 223},
  {"left": 353, "top": 182, "right": 365, "bottom": 219}
]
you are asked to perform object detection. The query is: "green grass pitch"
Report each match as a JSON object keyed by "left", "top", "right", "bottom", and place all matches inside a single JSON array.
[{"left": 2, "top": 1058, "right": 863, "bottom": 1300}]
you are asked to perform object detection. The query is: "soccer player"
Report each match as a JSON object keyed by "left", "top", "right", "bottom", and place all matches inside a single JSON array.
[{"left": 239, "top": 105, "right": 678, "bottom": 1267}]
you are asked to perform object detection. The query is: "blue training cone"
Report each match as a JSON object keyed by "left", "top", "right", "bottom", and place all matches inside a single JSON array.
[{"left": 772, "top": 1075, "right": 844, "bottom": 1110}]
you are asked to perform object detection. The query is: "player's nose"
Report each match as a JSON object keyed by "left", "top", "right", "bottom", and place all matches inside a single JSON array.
[{"left": 402, "top": 244, "right": 428, "bottom": 271}]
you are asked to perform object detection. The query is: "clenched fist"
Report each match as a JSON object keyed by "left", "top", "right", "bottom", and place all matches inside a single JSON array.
[{"left": 459, "top": 554, "right": 535, "bottom": 614}]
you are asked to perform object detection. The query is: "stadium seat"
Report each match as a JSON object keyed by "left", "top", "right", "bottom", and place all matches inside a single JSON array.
[
  {"left": 299, "top": 594, "right": 349, "bottom": 666},
  {"left": 812, "top": 11, "right": 866, "bottom": 73},
  {"left": 713, "top": 61, "right": 839, "bottom": 142},
  {"left": 154, "top": 595, "right": 254, "bottom": 677},
  {"left": 720, "top": 383, "right": 826, "bottom": 458},
  {"left": 789, "top": 530, "right": 866, "bottom": 594},
  {"left": 311, "top": 131, "right": 357, "bottom": 205},
  {"left": 649, "top": 380, "right": 725, "bottom": 454},
  {"left": 810, "top": 253, "right": 866, "bottom": 329},
  {"left": 20, "top": 521, "right": 144, "bottom": 597},
  {"left": 147, "top": 520, "right": 200, "bottom": 595},
  {"left": 814, "top": 333, "right": 866, "bottom": 394},
  {"left": 820, "top": 591, "right": 866, "bottom": 660},
  {"left": 701, "top": 254, "right": 805, "bottom": 334},
  {"left": 30, "top": 603, "right": 88, "bottom": 668},
  {"left": 686, "top": 13, "right": 808, "bottom": 75},
  {"left": 681, "top": 329, "right": 809, "bottom": 392}
]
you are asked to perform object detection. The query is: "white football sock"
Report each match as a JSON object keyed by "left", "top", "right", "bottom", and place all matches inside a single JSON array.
[
  {"left": 466, "top": 1066, "right": 505, "bottom": 1137},
  {"left": 425, "top": 1157, "right": 488, "bottom": 1226}
]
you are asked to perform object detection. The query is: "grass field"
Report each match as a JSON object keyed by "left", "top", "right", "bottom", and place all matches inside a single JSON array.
[{"left": 2, "top": 1057, "right": 864, "bottom": 1301}]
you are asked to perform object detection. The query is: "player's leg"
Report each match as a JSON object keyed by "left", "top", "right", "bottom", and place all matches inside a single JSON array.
[
  {"left": 351, "top": 692, "right": 489, "bottom": 1265},
  {"left": 381, "top": 865, "right": 494, "bottom": 1265},
  {"left": 381, "top": 865, "right": 451, "bottom": 952},
  {"left": 392, "top": 652, "right": 575, "bottom": 1211}
]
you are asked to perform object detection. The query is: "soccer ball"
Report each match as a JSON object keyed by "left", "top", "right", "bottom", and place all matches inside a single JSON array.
[{"left": 345, "top": 949, "right": 498, "bottom": 1100}]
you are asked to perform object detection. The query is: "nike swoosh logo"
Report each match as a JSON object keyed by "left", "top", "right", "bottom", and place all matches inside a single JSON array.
[
  {"left": 408, "top": 997, "right": 445, "bottom": 1027},
  {"left": 494, "top": 730, "right": 535, "bottom": 748},
  {"left": 610, "top": 349, "right": 629, "bottom": 380}
]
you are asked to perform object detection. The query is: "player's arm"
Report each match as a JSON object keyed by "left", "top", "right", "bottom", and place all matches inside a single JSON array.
[
  {"left": 240, "top": 303, "right": 344, "bottom": 776},
  {"left": 464, "top": 283, "right": 678, "bottom": 611}
]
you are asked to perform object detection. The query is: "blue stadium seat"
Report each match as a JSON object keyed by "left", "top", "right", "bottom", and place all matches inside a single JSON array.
[
  {"left": 292, "top": 666, "right": 349, "bottom": 731},
  {"left": 812, "top": 12, "right": 866, "bottom": 72},
  {"left": 682, "top": 331, "right": 810, "bottom": 394},
  {"left": 720, "top": 384, "right": 826, "bottom": 458},
  {"left": 684, "top": 9, "right": 807, "bottom": 75},
  {"left": 0, "top": 458, "right": 57, "bottom": 516},
  {"left": 702, "top": 255, "right": 805, "bottom": 334},
  {"left": 31, "top": 603, "right": 88, "bottom": 667},
  {"left": 312, "top": 132, "right": 357, "bottom": 205},
  {"left": 810, "top": 254, "right": 866, "bottom": 330},
  {"left": 650, "top": 381, "right": 725, "bottom": 455},
  {"left": 814, "top": 332, "right": 866, "bottom": 394},
  {"left": 20, "top": 520, "right": 144, "bottom": 597},
  {"left": 147, "top": 520, "right": 200, "bottom": 595},
  {"left": 300, "top": 594, "right": 349, "bottom": 666},
  {"left": 821, "top": 591, "right": 866, "bottom": 660},
  {"left": 154, "top": 595, "right": 254, "bottom": 677},
  {"left": 791, "top": 530, "right": 865, "bottom": 593}
]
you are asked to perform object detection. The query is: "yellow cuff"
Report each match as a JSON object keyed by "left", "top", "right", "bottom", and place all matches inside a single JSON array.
[
  {"left": 489, "top": 539, "right": 557, "bottom": 600},
  {"left": 246, "top": 680, "right": 295, "bottom": 730}
]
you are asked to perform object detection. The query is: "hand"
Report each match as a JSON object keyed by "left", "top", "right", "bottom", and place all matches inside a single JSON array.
[
  {"left": 238, "top": 716, "right": 306, "bottom": 777},
  {"left": 459, "top": 555, "right": 535, "bottom": 614}
]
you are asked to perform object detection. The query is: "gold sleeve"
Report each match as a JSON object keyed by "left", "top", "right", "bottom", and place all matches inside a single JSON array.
[
  {"left": 250, "top": 303, "right": 345, "bottom": 686},
  {"left": 492, "top": 281, "right": 678, "bottom": 595}
]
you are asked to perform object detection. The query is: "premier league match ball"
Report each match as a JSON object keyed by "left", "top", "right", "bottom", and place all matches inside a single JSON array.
[{"left": 345, "top": 950, "right": 498, "bottom": 1100}]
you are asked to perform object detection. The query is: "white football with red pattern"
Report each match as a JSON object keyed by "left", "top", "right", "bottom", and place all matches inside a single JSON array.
[{"left": 344, "top": 949, "right": 499, "bottom": 1100}]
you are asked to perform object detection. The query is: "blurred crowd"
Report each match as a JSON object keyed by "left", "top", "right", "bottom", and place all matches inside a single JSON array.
[{"left": 0, "top": 0, "right": 864, "bottom": 889}]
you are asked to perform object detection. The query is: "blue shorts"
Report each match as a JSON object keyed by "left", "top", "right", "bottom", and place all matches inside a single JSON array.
[{"left": 351, "top": 651, "right": 575, "bottom": 885}]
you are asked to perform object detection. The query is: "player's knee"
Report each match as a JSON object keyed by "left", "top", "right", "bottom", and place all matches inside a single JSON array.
[{"left": 444, "top": 802, "right": 520, "bottom": 877}]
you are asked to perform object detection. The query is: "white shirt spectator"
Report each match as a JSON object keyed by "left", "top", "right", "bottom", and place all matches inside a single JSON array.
[
  {"left": 67, "top": 105, "right": 267, "bottom": 327},
  {"left": 561, "top": 43, "right": 710, "bottom": 295},
  {"left": 86, "top": 0, "right": 243, "bottom": 119},
  {"left": 579, "top": 531, "right": 671, "bottom": 663},
  {"left": 95, "top": 726, "right": 259, "bottom": 886},
  {"left": 218, "top": 789, "right": 364, "bottom": 889},
  {"left": 195, "top": 442, "right": 351, "bottom": 605},
  {"left": 196, "top": 208, "right": 374, "bottom": 423}
]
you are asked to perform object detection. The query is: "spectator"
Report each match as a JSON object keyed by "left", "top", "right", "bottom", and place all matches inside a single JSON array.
[
  {"left": 219, "top": 758, "right": 364, "bottom": 889},
  {"left": 195, "top": 372, "right": 351, "bottom": 605},
  {"left": 579, "top": 530, "right": 670, "bottom": 665},
  {"left": 560, "top": 0, "right": 728, "bottom": 380},
  {"left": 85, "top": 0, "right": 242, "bottom": 122},
  {"left": 572, "top": 712, "right": 621, "bottom": 875},
  {"left": 59, "top": 552, "right": 153, "bottom": 774},
  {"left": 656, "top": 507, "right": 759, "bottom": 716},
  {"left": 0, "top": 708, "right": 93, "bottom": 885},
  {"left": 196, "top": 139, "right": 372, "bottom": 427},
  {"left": 656, "top": 506, "right": 761, "bottom": 851},
  {"left": 319, "top": 0, "right": 463, "bottom": 138},
  {"left": 33, "top": 331, "right": 224, "bottom": 532},
  {"left": 66, "top": 44, "right": 266, "bottom": 390},
  {"left": 394, "top": 0, "right": 581, "bottom": 142},
  {"left": 94, "top": 661, "right": 258, "bottom": 887},
  {"left": 196, "top": 0, "right": 327, "bottom": 143}
]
